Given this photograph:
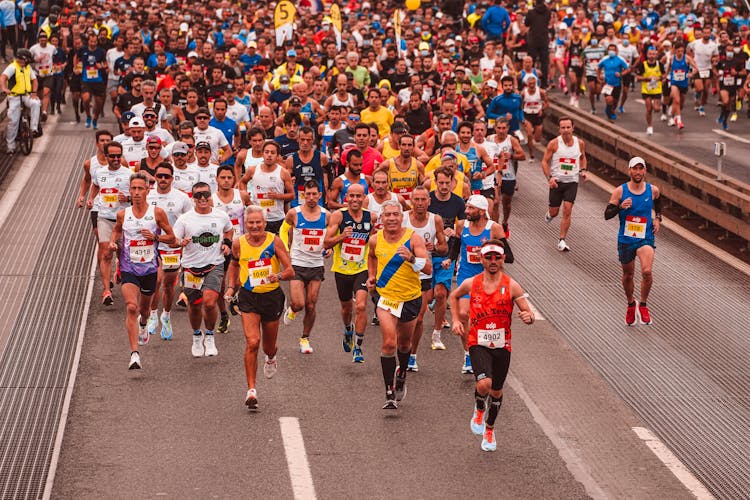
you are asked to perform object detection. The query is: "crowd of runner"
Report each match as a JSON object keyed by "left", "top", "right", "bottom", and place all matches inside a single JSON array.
[{"left": 15, "top": 0, "right": 731, "bottom": 451}]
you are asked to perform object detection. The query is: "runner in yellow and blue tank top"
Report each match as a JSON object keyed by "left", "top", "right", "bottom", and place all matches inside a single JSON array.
[
  {"left": 366, "top": 199, "right": 431, "bottom": 410},
  {"left": 379, "top": 134, "right": 424, "bottom": 204},
  {"left": 226, "top": 205, "right": 294, "bottom": 411}
]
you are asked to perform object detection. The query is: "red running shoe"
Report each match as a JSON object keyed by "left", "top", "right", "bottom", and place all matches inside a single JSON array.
[
  {"left": 626, "top": 302, "right": 637, "bottom": 326},
  {"left": 638, "top": 303, "right": 653, "bottom": 325}
]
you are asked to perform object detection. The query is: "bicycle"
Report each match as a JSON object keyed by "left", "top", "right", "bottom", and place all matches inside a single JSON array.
[{"left": 1, "top": 92, "right": 35, "bottom": 156}]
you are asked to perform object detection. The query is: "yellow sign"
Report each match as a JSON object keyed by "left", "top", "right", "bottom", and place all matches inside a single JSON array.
[
  {"left": 274, "top": 0, "right": 296, "bottom": 28},
  {"left": 330, "top": 4, "right": 342, "bottom": 32}
]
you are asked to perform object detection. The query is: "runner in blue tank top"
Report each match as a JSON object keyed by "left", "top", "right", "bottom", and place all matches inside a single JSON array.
[
  {"left": 605, "top": 157, "right": 662, "bottom": 327},
  {"left": 286, "top": 126, "right": 329, "bottom": 208}
]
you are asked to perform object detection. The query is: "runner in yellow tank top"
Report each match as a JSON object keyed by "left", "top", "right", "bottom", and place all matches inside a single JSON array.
[
  {"left": 366, "top": 199, "right": 431, "bottom": 409},
  {"left": 376, "top": 134, "right": 424, "bottom": 204}
]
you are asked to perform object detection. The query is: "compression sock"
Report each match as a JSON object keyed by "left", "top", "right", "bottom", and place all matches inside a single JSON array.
[
  {"left": 397, "top": 349, "right": 410, "bottom": 376},
  {"left": 475, "top": 390, "right": 486, "bottom": 411},
  {"left": 345, "top": 323, "right": 354, "bottom": 333},
  {"left": 486, "top": 396, "right": 504, "bottom": 427},
  {"left": 355, "top": 333, "right": 364, "bottom": 347},
  {"left": 380, "top": 354, "right": 397, "bottom": 390}
]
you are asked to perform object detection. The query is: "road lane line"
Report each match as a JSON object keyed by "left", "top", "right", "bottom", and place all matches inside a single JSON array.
[
  {"left": 632, "top": 427, "right": 715, "bottom": 500},
  {"left": 507, "top": 374, "right": 608, "bottom": 499},
  {"left": 279, "top": 417, "right": 317, "bottom": 500},
  {"left": 527, "top": 299, "right": 545, "bottom": 321},
  {"left": 712, "top": 129, "right": 750, "bottom": 145},
  {"left": 42, "top": 251, "right": 98, "bottom": 500}
]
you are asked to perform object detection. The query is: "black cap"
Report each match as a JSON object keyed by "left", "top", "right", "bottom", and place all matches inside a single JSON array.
[
  {"left": 195, "top": 141, "right": 212, "bottom": 150},
  {"left": 120, "top": 111, "right": 136, "bottom": 123}
]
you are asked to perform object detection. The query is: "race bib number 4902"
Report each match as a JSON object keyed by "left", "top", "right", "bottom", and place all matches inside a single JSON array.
[{"left": 377, "top": 296, "right": 404, "bottom": 318}]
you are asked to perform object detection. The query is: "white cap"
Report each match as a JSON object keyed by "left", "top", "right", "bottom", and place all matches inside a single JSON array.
[
  {"left": 486, "top": 79, "right": 498, "bottom": 89},
  {"left": 466, "top": 194, "right": 489, "bottom": 213},
  {"left": 480, "top": 244, "right": 504, "bottom": 256},
  {"left": 187, "top": 51, "right": 199, "bottom": 58},
  {"left": 628, "top": 156, "right": 646, "bottom": 168},
  {"left": 128, "top": 117, "right": 145, "bottom": 128}
]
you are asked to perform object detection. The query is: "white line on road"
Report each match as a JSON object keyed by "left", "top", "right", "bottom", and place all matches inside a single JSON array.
[
  {"left": 42, "top": 251, "right": 98, "bottom": 500},
  {"left": 507, "top": 374, "right": 608, "bottom": 499},
  {"left": 712, "top": 129, "right": 750, "bottom": 145},
  {"left": 279, "top": 417, "right": 317, "bottom": 500},
  {"left": 0, "top": 124, "right": 54, "bottom": 230},
  {"left": 527, "top": 299, "right": 546, "bottom": 321},
  {"left": 632, "top": 427, "right": 715, "bottom": 500}
]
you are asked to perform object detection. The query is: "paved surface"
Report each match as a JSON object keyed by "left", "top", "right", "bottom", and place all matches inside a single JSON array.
[
  {"left": 2, "top": 105, "right": 749, "bottom": 499},
  {"left": 551, "top": 90, "right": 750, "bottom": 184}
]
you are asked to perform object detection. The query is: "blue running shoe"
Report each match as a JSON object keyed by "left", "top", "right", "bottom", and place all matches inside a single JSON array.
[
  {"left": 343, "top": 331, "right": 353, "bottom": 352},
  {"left": 462, "top": 353, "right": 473, "bottom": 374},
  {"left": 352, "top": 345, "right": 364, "bottom": 363},
  {"left": 406, "top": 354, "right": 418, "bottom": 372},
  {"left": 92, "top": 120, "right": 98, "bottom": 130},
  {"left": 85, "top": 117, "right": 91, "bottom": 128},
  {"left": 608, "top": 113, "right": 618, "bottom": 121},
  {"left": 618, "top": 106, "right": 624, "bottom": 114}
]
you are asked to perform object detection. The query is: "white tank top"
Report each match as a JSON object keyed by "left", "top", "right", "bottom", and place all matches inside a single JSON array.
[
  {"left": 252, "top": 164, "right": 286, "bottom": 222},
  {"left": 121, "top": 205, "right": 159, "bottom": 272},
  {"left": 366, "top": 192, "right": 398, "bottom": 231},
  {"left": 402, "top": 211, "right": 437, "bottom": 279},
  {"left": 550, "top": 136, "right": 582, "bottom": 183},
  {"left": 330, "top": 93, "right": 355, "bottom": 108},
  {"left": 212, "top": 188, "right": 246, "bottom": 235},
  {"left": 89, "top": 155, "right": 107, "bottom": 211},
  {"left": 243, "top": 151, "right": 264, "bottom": 178},
  {"left": 522, "top": 87, "right": 542, "bottom": 115},
  {"left": 487, "top": 134, "right": 515, "bottom": 182},
  {"left": 290, "top": 206, "right": 328, "bottom": 268}
]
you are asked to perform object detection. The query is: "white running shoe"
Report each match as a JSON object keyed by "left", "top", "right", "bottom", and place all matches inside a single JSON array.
[
  {"left": 431, "top": 331, "right": 446, "bottom": 350},
  {"left": 544, "top": 211, "right": 554, "bottom": 223},
  {"left": 667, "top": 117, "right": 675, "bottom": 127},
  {"left": 191, "top": 333, "right": 205, "bottom": 357},
  {"left": 204, "top": 334, "right": 218, "bottom": 356},
  {"left": 557, "top": 239, "right": 570, "bottom": 252},
  {"left": 660, "top": 113, "right": 667, "bottom": 122},
  {"left": 137, "top": 317, "right": 149, "bottom": 346},
  {"left": 299, "top": 337, "right": 313, "bottom": 354},
  {"left": 283, "top": 306, "right": 297, "bottom": 326},
  {"left": 146, "top": 312, "right": 158, "bottom": 335},
  {"left": 646, "top": 126, "right": 653, "bottom": 135},
  {"left": 245, "top": 388, "right": 258, "bottom": 410},
  {"left": 128, "top": 351, "right": 141, "bottom": 370},
  {"left": 264, "top": 355, "right": 278, "bottom": 379}
]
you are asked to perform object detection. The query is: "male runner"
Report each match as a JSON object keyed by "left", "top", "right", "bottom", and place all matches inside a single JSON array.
[{"left": 240, "top": 140, "right": 294, "bottom": 235}]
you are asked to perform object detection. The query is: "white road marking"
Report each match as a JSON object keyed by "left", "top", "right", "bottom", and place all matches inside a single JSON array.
[
  {"left": 42, "top": 251, "right": 98, "bottom": 500},
  {"left": 712, "top": 129, "right": 750, "bottom": 145},
  {"left": 632, "top": 427, "right": 716, "bottom": 500},
  {"left": 0, "top": 124, "right": 53, "bottom": 230},
  {"left": 507, "top": 374, "right": 608, "bottom": 499},
  {"left": 636, "top": 99, "right": 645, "bottom": 104},
  {"left": 527, "top": 299, "right": 546, "bottom": 321},
  {"left": 279, "top": 417, "right": 317, "bottom": 500}
]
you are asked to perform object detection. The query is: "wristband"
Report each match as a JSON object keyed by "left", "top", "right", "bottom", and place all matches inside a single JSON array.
[
  {"left": 276, "top": 272, "right": 283, "bottom": 281},
  {"left": 411, "top": 257, "right": 427, "bottom": 272}
]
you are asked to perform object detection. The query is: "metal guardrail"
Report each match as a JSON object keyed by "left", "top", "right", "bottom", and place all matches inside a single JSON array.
[{"left": 542, "top": 98, "right": 750, "bottom": 245}]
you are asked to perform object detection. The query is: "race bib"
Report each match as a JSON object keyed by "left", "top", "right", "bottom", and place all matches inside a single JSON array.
[
  {"left": 184, "top": 270, "right": 205, "bottom": 290},
  {"left": 477, "top": 327, "right": 506, "bottom": 349},
  {"left": 377, "top": 295, "right": 404, "bottom": 318},
  {"left": 256, "top": 192, "right": 275, "bottom": 209},
  {"left": 672, "top": 70, "right": 686, "bottom": 82},
  {"left": 301, "top": 228, "right": 324, "bottom": 252},
  {"left": 85, "top": 67, "right": 99, "bottom": 79},
  {"left": 129, "top": 239, "right": 155, "bottom": 263},
  {"left": 723, "top": 75, "right": 735, "bottom": 86},
  {"left": 699, "top": 69, "right": 710, "bottom": 79},
  {"left": 159, "top": 249, "right": 182, "bottom": 270},
  {"left": 39, "top": 65, "right": 50, "bottom": 76},
  {"left": 523, "top": 100, "right": 542, "bottom": 114},
  {"left": 101, "top": 187, "right": 119, "bottom": 207},
  {"left": 231, "top": 218, "right": 242, "bottom": 235},
  {"left": 341, "top": 237, "right": 366, "bottom": 262},
  {"left": 394, "top": 186, "right": 413, "bottom": 200},
  {"left": 570, "top": 56, "right": 582, "bottom": 67},
  {"left": 297, "top": 185, "right": 306, "bottom": 205},
  {"left": 647, "top": 79, "right": 659, "bottom": 91},
  {"left": 248, "top": 258, "right": 272, "bottom": 287},
  {"left": 559, "top": 157, "right": 576, "bottom": 172},
  {"left": 601, "top": 84, "right": 614, "bottom": 96},
  {"left": 466, "top": 245, "right": 481, "bottom": 264},
  {"left": 624, "top": 215, "right": 647, "bottom": 239}
]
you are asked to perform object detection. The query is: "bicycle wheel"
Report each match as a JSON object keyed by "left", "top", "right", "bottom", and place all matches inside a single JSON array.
[{"left": 19, "top": 117, "right": 33, "bottom": 156}]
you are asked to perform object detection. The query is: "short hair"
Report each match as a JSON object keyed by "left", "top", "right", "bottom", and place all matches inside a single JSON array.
[
  {"left": 381, "top": 199, "right": 402, "bottom": 214},
  {"left": 500, "top": 75, "right": 514, "bottom": 85},
  {"left": 130, "top": 171, "right": 150, "bottom": 184},
  {"left": 440, "top": 130, "right": 458, "bottom": 143},
  {"left": 263, "top": 140, "right": 281, "bottom": 154},
  {"left": 347, "top": 148, "right": 363, "bottom": 161},
  {"left": 192, "top": 182, "right": 211, "bottom": 194},
  {"left": 244, "top": 205, "right": 266, "bottom": 220},
  {"left": 141, "top": 79, "right": 157, "bottom": 90},
  {"left": 247, "top": 126, "right": 266, "bottom": 139},
  {"left": 303, "top": 180, "right": 319, "bottom": 191},
  {"left": 434, "top": 165, "right": 455, "bottom": 180},
  {"left": 104, "top": 141, "right": 123, "bottom": 154},
  {"left": 217, "top": 165, "right": 234, "bottom": 177},
  {"left": 212, "top": 97, "right": 228, "bottom": 108},
  {"left": 457, "top": 120, "right": 474, "bottom": 132},
  {"left": 95, "top": 130, "right": 113, "bottom": 141},
  {"left": 283, "top": 112, "right": 302, "bottom": 125},
  {"left": 354, "top": 122, "right": 371, "bottom": 134},
  {"left": 155, "top": 162, "right": 174, "bottom": 174},
  {"left": 299, "top": 125, "right": 315, "bottom": 137},
  {"left": 412, "top": 185, "right": 430, "bottom": 197},
  {"left": 558, "top": 115, "right": 574, "bottom": 126}
]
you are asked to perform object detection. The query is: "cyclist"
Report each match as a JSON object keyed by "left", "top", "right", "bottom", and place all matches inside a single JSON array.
[{"left": 0, "top": 48, "right": 42, "bottom": 154}]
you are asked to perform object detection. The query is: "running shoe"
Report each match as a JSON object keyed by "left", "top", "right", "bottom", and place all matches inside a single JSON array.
[
  {"left": 431, "top": 331, "right": 446, "bottom": 350},
  {"left": 427, "top": 298, "right": 436, "bottom": 312},
  {"left": 283, "top": 306, "right": 297, "bottom": 325},
  {"left": 92, "top": 120, "right": 98, "bottom": 130},
  {"left": 481, "top": 427, "right": 497, "bottom": 452},
  {"left": 146, "top": 312, "right": 158, "bottom": 336},
  {"left": 462, "top": 354, "right": 473, "bottom": 374},
  {"left": 176, "top": 292, "right": 188, "bottom": 308},
  {"left": 394, "top": 370, "right": 407, "bottom": 401},
  {"left": 557, "top": 239, "right": 570, "bottom": 252},
  {"left": 442, "top": 319, "right": 450, "bottom": 329},
  {"left": 607, "top": 112, "right": 618, "bottom": 121},
  {"left": 299, "top": 337, "right": 313, "bottom": 354},
  {"left": 137, "top": 317, "right": 149, "bottom": 346},
  {"left": 502, "top": 223, "right": 509, "bottom": 239},
  {"left": 85, "top": 116, "right": 91, "bottom": 128},
  {"left": 638, "top": 303, "right": 653, "bottom": 325},
  {"left": 544, "top": 211, "right": 554, "bottom": 223},
  {"left": 470, "top": 408, "right": 486, "bottom": 435},
  {"left": 626, "top": 302, "right": 637, "bottom": 326},
  {"left": 646, "top": 126, "right": 653, "bottom": 135},
  {"left": 102, "top": 290, "right": 113, "bottom": 306},
  {"left": 263, "top": 355, "right": 278, "bottom": 378},
  {"left": 217, "top": 314, "right": 229, "bottom": 334},
  {"left": 382, "top": 390, "right": 398, "bottom": 410},
  {"left": 204, "top": 334, "right": 218, "bottom": 356},
  {"left": 160, "top": 312, "right": 173, "bottom": 340},
  {"left": 128, "top": 351, "right": 141, "bottom": 370},
  {"left": 245, "top": 388, "right": 258, "bottom": 410},
  {"left": 667, "top": 117, "right": 675, "bottom": 127},
  {"left": 342, "top": 331, "right": 353, "bottom": 353},
  {"left": 676, "top": 118, "right": 684, "bottom": 129},
  {"left": 618, "top": 106, "right": 624, "bottom": 114},
  {"left": 660, "top": 113, "right": 667, "bottom": 122},
  {"left": 407, "top": 354, "right": 419, "bottom": 372},
  {"left": 698, "top": 106, "right": 705, "bottom": 117},
  {"left": 352, "top": 345, "right": 364, "bottom": 363},
  {"left": 191, "top": 333, "right": 205, "bottom": 357},
  {"left": 721, "top": 119, "right": 728, "bottom": 131},
  {"left": 371, "top": 313, "right": 379, "bottom": 326}
]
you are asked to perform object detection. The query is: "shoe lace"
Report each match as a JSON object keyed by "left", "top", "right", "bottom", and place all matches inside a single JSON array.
[
  {"left": 485, "top": 428, "right": 495, "bottom": 442},
  {"left": 474, "top": 410, "right": 484, "bottom": 424}
]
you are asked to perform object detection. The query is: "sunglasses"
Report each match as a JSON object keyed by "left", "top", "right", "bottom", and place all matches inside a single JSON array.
[
  {"left": 482, "top": 253, "right": 503, "bottom": 260},
  {"left": 173, "top": 152, "right": 187, "bottom": 157},
  {"left": 155, "top": 173, "right": 173, "bottom": 179},
  {"left": 107, "top": 153, "right": 122, "bottom": 158},
  {"left": 143, "top": 114, "right": 157, "bottom": 119},
  {"left": 196, "top": 116, "right": 210, "bottom": 120},
  {"left": 349, "top": 115, "right": 360, "bottom": 121},
  {"left": 192, "top": 191, "right": 212, "bottom": 199},
  {"left": 147, "top": 145, "right": 161, "bottom": 149}
]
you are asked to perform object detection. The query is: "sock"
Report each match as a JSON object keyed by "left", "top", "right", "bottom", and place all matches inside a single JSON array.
[
  {"left": 205, "top": 329, "right": 214, "bottom": 336},
  {"left": 162, "top": 311, "right": 170, "bottom": 320},
  {"left": 193, "top": 329, "right": 202, "bottom": 336},
  {"left": 139, "top": 321, "right": 147, "bottom": 328},
  {"left": 628, "top": 301, "right": 636, "bottom": 307},
  {"left": 486, "top": 395, "right": 503, "bottom": 427},
  {"left": 475, "top": 390, "right": 486, "bottom": 411},
  {"left": 149, "top": 309, "right": 158, "bottom": 319},
  {"left": 380, "top": 355, "right": 397, "bottom": 391},
  {"left": 345, "top": 323, "right": 354, "bottom": 333},
  {"left": 432, "top": 329, "right": 441, "bottom": 336},
  {"left": 397, "top": 349, "right": 410, "bottom": 375},
  {"left": 639, "top": 302, "right": 647, "bottom": 307},
  {"left": 355, "top": 333, "right": 364, "bottom": 347}
]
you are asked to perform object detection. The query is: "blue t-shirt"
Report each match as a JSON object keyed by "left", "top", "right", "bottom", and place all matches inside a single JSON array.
[
  {"left": 209, "top": 116, "right": 236, "bottom": 165},
  {"left": 598, "top": 55, "right": 629, "bottom": 87}
]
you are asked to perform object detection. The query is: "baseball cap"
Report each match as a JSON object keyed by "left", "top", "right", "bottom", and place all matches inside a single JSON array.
[
  {"left": 466, "top": 194, "right": 489, "bottom": 213},
  {"left": 480, "top": 243, "right": 504, "bottom": 256},
  {"left": 486, "top": 79, "right": 498, "bottom": 89},
  {"left": 187, "top": 51, "right": 199, "bottom": 58},
  {"left": 120, "top": 111, "right": 135, "bottom": 123},
  {"left": 224, "top": 83, "right": 235, "bottom": 91},
  {"left": 280, "top": 75, "right": 290, "bottom": 83},
  {"left": 286, "top": 49, "right": 297, "bottom": 57},
  {"left": 172, "top": 141, "right": 189, "bottom": 155},
  {"left": 146, "top": 135, "right": 162, "bottom": 144},
  {"left": 628, "top": 156, "right": 646, "bottom": 168},
  {"left": 128, "top": 117, "right": 145, "bottom": 128},
  {"left": 289, "top": 96, "right": 302, "bottom": 105},
  {"left": 455, "top": 66, "right": 466, "bottom": 73},
  {"left": 247, "top": 40, "right": 257, "bottom": 48},
  {"left": 195, "top": 141, "right": 212, "bottom": 150}
]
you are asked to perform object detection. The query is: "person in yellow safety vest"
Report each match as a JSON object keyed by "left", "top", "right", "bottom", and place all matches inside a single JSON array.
[
  {"left": 270, "top": 49, "right": 304, "bottom": 89},
  {"left": 0, "top": 49, "right": 42, "bottom": 153}
]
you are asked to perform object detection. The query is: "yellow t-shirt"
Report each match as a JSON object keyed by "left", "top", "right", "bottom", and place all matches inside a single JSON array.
[
  {"left": 239, "top": 233, "right": 280, "bottom": 293},
  {"left": 361, "top": 106, "right": 394, "bottom": 138},
  {"left": 375, "top": 229, "right": 421, "bottom": 302}
]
